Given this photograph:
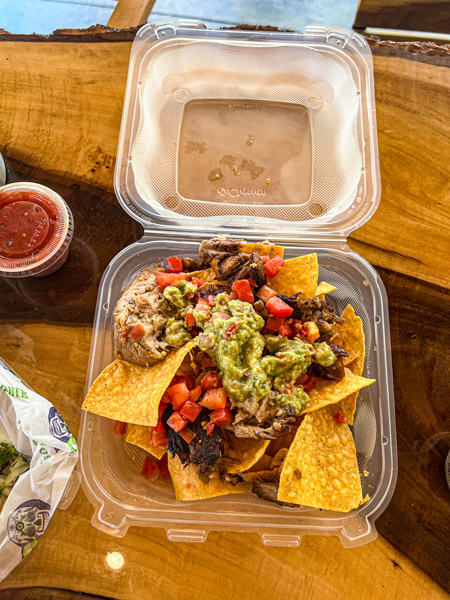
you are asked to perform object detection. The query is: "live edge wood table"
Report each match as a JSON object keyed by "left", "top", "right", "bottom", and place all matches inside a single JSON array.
[{"left": 0, "top": 25, "right": 448, "bottom": 600}]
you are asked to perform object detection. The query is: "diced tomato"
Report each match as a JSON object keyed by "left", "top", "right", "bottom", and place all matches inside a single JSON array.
[
  {"left": 261, "top": 255, "right": 271, "bottom": 264},
  {"left": 152, "top": 429, "right": 168, "bottom": 447},
  {"left": 296, "top": 375, "right": 316, "bottom": 393},
  {"left": 167, "top": 382, "right": 190, "bottom": 410},
  {"left": 266, "top": 296, "right": 293, "bottom": 318},
  {"left": 167, "top": 411, "right": 190, "bottom": 432},
  {"left": 180, "top": 400, "right": 202, "bottom": 422},
  {"left": 114, "top": 421, "right": 127, "bottom": 435},
  {"left": 256, "top": 285, "right": 278, "bottom": 302},
  {"left": 119, "top": 326, "right": 129, "bottom": 342},
  {"left": 205, "top": 423, "right": 215, "bottom": 436},
  {"left": 157, "top": 454, "right": 170, "bottom": 479},
  {"left": 201, "top": 371, "right": 222, "bottom": 390},
  {"left": 291, "top": 318, "right": 304, "bottom": 335},
  {"left": 303, "top": 376, "right": 317, "bottom": 393},
  {"left": 200, "top": 387, "right": 227, "bottom": 410},
  {"left": 232, "top": 279, "right": 254, "bottom": 304},
  {"left": 283, "top": 387, "right": 294, "bottom": 395},
  {"left": 201, "top": 356, "right": 215, "bottom": 369},
  {"left": 179, "top": 428, "right": 196, "bottom": 443},
  {"left": 211, "top": 310, "right": 230, "bottom": 322},
  {"left": 189, "top": 385, "right": 202, "bottom": 402},
  {"left": 170, "top": 375, "right": 195, "bottom": 390},
  {"left": 264, "top": 255, "right": 285, "bottom": 278},
  {"left": 167, "top": 256, "right": 183, "bottom": 273},
  {"left": 229, "top": 291, "right": 238, "bottom": 300},
  {"left": 334, "top": 410, "right": 347, "bottom": 424},
  {"left": 156, "top": 272, "right": 188, "bottom": 287},
  {"left": 191, "top": 276, "right": 205, "bottom": 287},
  {"left": 185, "top": 312, "right": 196, "bottom": 328},
  {"left": 190, "top": 327, "right": 201, "bottom": 338},
  {"left": 153, "top": 402, "right": 168, "bottom": 432},
  {"left": 248, "top": 277, "right": 257, "bottom": 287},
  {"left": 265, "top": 316, "right": 285, "bottom": 332},
  {"left": 186, "top": 292, "right": 195, "bottom": 300},
  {"left": 209, "top": 407, "right": 233, "bottom": 426},
  {"left": 302, "top": 321, "right": 320, "bottom": 343},
  {"left": 279, "top": 323, "right": 293, "bottom": 337},
  {"left": 225, "top": 322, "right": 239, "bottom": 340},
  {"left": 208, "top": 295, "right": 216, "bottom": 306},
  {"left": 141, "top": 456, "right": 159, "bottom": 479},
  {"left": 296, "top": 373, "right": 309, "bottom": 386},
  {"left": 127, "top": 323, "right": 145, "bottom": 343},
  {"left": 196, "top": 298, "right": 210, "bottom": 306}
]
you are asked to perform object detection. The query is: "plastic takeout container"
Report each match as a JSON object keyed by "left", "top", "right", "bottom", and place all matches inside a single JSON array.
[{"left": 79, "top": 20, "right": 396, "bottom": 548}]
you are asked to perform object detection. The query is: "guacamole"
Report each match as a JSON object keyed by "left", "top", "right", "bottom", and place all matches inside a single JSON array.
[
  {"left": 262, "top": 336, "right": 313, "bottom": 393},
  {"left": 197, "top": 294, "right": 270, "bottom": 404},
  {"left": 313, "top": 341, "right": 337, "bottom": 367},
  {"left": 163, "top": 280, "right": 197, "bottom": 309},
  {"left": 196, "top": 295, "right": 314, "bottom": 412},
  {"left": 164, "top": 317, "right": 192, "bottom": 346}
]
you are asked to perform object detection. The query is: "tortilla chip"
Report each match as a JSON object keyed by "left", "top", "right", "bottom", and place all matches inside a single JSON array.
[
  {"left": 339, "top": 305, "right": 366, "bottom": 425},
  {"left": 245, "top": 453, "right": 273, "bottom": 473},
  {"left": 315, "top": 281, "right": 337, "bottom": 301},
  {"left": 240, "top": 242, "right": 284, "bottom": 259},
  {"left": 242, "top": 469, "right": 279, "bottom": 483},
  {"left": 82, "top": 341, "right": 196, "bottom": 426},
  {"left": 269, "top": 448, "right": 288, "bottom": 469},
  {"left": 342, "top": 345, "right": 359, "bottom": 366},
  {"left": 300, "top": 369, "right": 375, "bottom": 415},
  {"left": 222, "top": 434, "right": 270, "bottom": 474},
  {"left": 270, "top": 253, "right": 318, "bottom": 299},
  {"left": 168, "top": 455, "right": 245, "bottom": 501},
  {"left": 340, "top": 305, "right": 365, "bottom": 376},
  {"left": 277, "top": 405, "right": 363, "bottom": 511},
  {"left": 124, "top": 424, "right": 166, "bottom": 460},
  {"left": 266, "top": 426, "right": 298, "bottom": 457},
  {"left": 187, "top": 268, "right": 217, "bottom": 283}
]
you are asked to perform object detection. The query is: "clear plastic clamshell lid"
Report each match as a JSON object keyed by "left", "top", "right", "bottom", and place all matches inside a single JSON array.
[{"left": 115, "top": 20, "right": 381, "bottom": 238}]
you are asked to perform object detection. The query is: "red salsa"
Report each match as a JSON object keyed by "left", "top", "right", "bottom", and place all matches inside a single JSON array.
[
  {"left": 0, "top": 183, "right": 73, "bottom": 277},
  {"left": 0, "top": 190, "right": 59, "bottom": 259}
]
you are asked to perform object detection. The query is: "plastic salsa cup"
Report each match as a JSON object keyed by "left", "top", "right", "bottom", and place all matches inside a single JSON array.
[{"left": 0, "top": 183, "right": 74, "bottom": 277}]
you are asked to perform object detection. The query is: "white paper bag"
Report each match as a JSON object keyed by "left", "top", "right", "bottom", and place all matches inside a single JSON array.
[{"left": 0, "top": 358, "right": 79, "bottom": 581}]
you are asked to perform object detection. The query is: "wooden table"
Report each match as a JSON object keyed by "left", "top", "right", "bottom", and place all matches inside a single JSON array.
[{"left": 0, "top": 25, "right": 449, "bottom": 600}]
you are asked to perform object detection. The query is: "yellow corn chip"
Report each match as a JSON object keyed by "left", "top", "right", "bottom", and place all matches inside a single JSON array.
[
  {"left": 187, "top": 268, "right": 217, "bottom": 282},
  {"left": 124, "top": 424, "right": 166, "bottom": 460},
  {"left": 278, "top": 405, "right": 363, "bottom": 511},
  {"left": 340, "top": 305, "right": 365, "bottom": 376},
  {"left": 270, "top": 253, "right": 318, "bottom": 299},
  {"left": 82, "top": 340, "right": 196, "bottom": 426},
  {"left": 168, "top": 455, "right": 245, "bottom": 501},
  {"left": 245, "top": 453, "right": 273, "bottom": 473},
  {"left": 240, "top": 242, "right": 284, "bottom": 259},
  {"left": 266, "top": 426, "right": 298, "bottom": 457},
  {"left": 339, "top": 305, "right": 366, "bottom": 425},
  {"left": 315, "top": 282, "right": 337, "bottom": 301},
  {"left": 300, "top": 369, "right": 375, "bottom": 415},
  {"left": 242, "top": 468, "right": 279, "bottom": 483},
  {"left": 222, "top": 434, "right": 270, "bottom": 474}
]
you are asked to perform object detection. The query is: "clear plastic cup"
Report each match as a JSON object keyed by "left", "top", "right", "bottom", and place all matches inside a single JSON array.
[{"left": 0, "top": 182, "right": 74, "bottom": 278}]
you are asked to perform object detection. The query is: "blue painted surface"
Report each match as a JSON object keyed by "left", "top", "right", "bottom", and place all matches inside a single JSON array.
[{"left": 0, "top": 0, "right": 357, "bottom": 34}]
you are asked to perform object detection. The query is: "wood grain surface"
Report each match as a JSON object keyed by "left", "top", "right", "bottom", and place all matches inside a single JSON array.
[
  {"left": 0, "top": 26, "right": 449, "bottom": 600},
  {"left": 354, "top": 0, "right": 450, "bottom": 34}
]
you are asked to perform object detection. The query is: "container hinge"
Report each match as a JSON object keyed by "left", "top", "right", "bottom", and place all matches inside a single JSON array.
[
  {"left": 154, "top": 22, "right": 177, "bottom": 40},
  {"left": 326, "top": 31, "right": 349, "bottom": 49},
  {"left": 167, "top": 528, "right": 207, "bottom": 543},
  {"left": 261, "top": 534, "right": 302, "bottom": 547}
]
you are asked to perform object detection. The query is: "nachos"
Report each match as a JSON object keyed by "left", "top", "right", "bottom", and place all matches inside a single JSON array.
[{"left": 83, "top": 238, "right": 374, "bottom": 511}]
